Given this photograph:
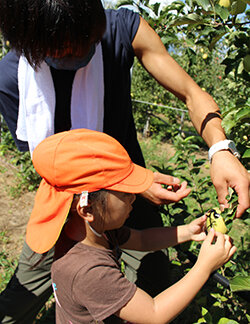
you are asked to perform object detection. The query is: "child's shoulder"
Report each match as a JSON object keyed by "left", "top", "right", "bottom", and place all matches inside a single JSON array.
[{"left": 52, "top": 242, "right": 118, "bottom": 277}]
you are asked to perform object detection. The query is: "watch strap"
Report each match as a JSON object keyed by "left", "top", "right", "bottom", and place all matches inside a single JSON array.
[{"left": 208, "top": 140, "right": 240, "bottom": 163}]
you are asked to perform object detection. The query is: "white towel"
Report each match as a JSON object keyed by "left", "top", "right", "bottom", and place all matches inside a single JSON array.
[{"left": 17, "top": 43, "right": 104, "bottom": 156}]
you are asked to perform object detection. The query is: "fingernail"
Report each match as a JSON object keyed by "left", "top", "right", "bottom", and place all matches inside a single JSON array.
[{"left": 220, "top": 204, "right": 225, "bottom": 211}]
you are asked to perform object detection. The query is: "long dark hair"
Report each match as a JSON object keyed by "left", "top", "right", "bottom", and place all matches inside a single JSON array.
[{"left": 0, "top": 0, "right": 106, "bottom": 67}]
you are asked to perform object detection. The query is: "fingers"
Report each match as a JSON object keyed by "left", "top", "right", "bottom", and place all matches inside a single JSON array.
[
  {"left": 161, "top": 184, "right": 191, "bottom": 203},
  {"left": 192, "top": 214, "right": 207, "bottom": 232},
  {"left": 150, "top": 173, "right": 192, "bottom": 204},
  {"left": 153, "top": 172, "right": 180, "bottom": 186},
  {"left": 196, "top": 214, "right": 207, "bottom": 225},
  {"left": 215, "top": 181, "right": 249, "bottom": 218},
  {"left": 223, "top": 234, "right": 237, "bottom": 261},
  {"left": 211, "top": 153, "right": 250, "bottom": 218},
  {"left": 204, "top": 228, "right": 216, "bottom": 245},
  {"left": 215, "top": 182, "right": 249, "bottom": 218},
  {"left": 200, "top": 230, "right": 236, "bottom": 272},
  {"left": 228, "top": 245, "right": 237, "bottom": 259},
  {"left": 206, "top": 229, "right": 228, "bottom": 246},
  {"left": 174, "top": 184, "right": 191, "bottom": 201},
  {"left": 234, "top": 181, "right": 250, "bottom": 218},
  {"left": 215, "top": 232, "right": 236, "bottom": 258},
  {"left": 213, "top": 182, "right": 230, "bottom": 209}
]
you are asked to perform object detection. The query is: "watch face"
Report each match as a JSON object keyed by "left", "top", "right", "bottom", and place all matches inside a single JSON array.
[
  {"left": 228, "top": 141, "right": 235, "bottom": 151},
  {"left": 228, "top": 141, "right": 240, "bottom": 158}
]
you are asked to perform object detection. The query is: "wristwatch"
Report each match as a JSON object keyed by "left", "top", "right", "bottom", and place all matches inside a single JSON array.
[{"left": 208, "top": 140, "right": 240, "bottom": 163}]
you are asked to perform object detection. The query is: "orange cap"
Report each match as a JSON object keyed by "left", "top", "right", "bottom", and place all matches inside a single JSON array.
[{"left": 26, "top": 129, "right": 154, "bottom": 253}]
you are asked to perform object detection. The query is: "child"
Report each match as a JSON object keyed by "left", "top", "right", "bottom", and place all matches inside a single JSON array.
[{"left": 26, "top": 129, "right": 236, "bottom": 324}]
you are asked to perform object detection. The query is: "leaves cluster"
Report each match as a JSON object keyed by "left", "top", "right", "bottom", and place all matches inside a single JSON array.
[{"left": 146, "top": 135, "right": 250, "bottom": 323}]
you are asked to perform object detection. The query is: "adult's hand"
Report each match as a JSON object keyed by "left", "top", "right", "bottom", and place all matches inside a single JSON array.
[
  {"left": 140, "top": 172, "right": 191, "bottom": 205},
  {"left": 210, "top": 150, "right": 250, "bottom": 218}
]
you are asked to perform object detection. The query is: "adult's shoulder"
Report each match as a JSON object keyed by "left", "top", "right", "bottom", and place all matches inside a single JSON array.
[
  {"left": 105, "top": 7, "right": 140, "bottom": 21},
  {"left": 104, "top": 8, "right": 140, "bottom": 42}
]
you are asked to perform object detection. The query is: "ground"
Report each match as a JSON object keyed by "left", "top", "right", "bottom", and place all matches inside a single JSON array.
[
  {"left": 0, "top": 155, "right": 55, "bottom": 323},
  {"left": 0, "top": 155, "right": 35, "bottom": 259}
]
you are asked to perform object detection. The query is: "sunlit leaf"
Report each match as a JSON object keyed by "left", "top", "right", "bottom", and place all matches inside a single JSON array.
[
  {"left": 169, "top": 13, "right": 204, "bottom": 26},
  {"left": 214, "top": 4, "right": 230, "bottom": 20},
  {"left": 196, "top": 0, "right": 212, "bottom": 11},
  {"left": 242, "top": 148, "right": 250, "bottom": 158},
  {"left": 235, "top": 107, "right": 250, "bottom": 121},
  {"left": 209, "top": 31, "right": 227, "bottom": 51},
  {"left": 217, "top": 318, "right": 239, "bottom": 324},
  {"left": 229, "top": 275, "right": 250, "bottom": 292}
]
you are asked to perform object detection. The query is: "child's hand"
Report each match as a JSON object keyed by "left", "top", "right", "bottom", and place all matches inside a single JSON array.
[
  {"left": 186, "top": 215, "right": 207, "bottom": 242},
  {"left": 196, "top": 229, "right": 236, "bottom": 274}
]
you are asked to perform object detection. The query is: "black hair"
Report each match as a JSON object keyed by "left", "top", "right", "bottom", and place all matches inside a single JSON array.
[
  {"left": 73, "top": 189, "right": 108, "bottom": 224},
  {"left": 0, "top": 0, "right": 106, "bottom": 67},
  {"left": 30, "top": 189, "right": 108, "bottom": 269}
]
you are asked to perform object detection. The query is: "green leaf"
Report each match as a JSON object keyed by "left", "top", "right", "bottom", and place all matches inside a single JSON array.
[
  {"left": 242, "top": 148, "right": 250, "bottom": 158},
  {"left": 243, "top": 218, "right": 250, "bottom": 225},
  {"left": 196, "top": 0, "right": 212, "bottom": 11},
  {"left": 235, "top": 107, "right": 250, "bottom": 122},
  {"left": 161, "top": 35, "right": 179, "bottom": 46},
  {"left": 217, "top": 318, "right": 239, "bottom": 324},
  {"left": 229, "top": 275, "right": 250, "bottom": 292},
  {"left": 190, "top": 167, "right": 201, "bottom": 175},
  {"left": 197, "top": 177, "right": 212, "bottom": 188},
  {"left": 169, "top": 13, "right": 204, "bottom": 26},
  {"left": 221, "top": 118, "right": 236, "bottom": 133},
  {"left": 151, "top": 2, "right": 161, "bottom": 16},
  {"left": 214, "top": 4, "right": 230, "bottom": 20},
  {"left": 209, "top": 31, "right": 227, "bottom": 51},
  {"left": 201, "top": 307, "right": 208, "bottom": 316}
]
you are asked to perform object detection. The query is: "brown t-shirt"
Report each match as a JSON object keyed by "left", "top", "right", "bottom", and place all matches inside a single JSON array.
[{"left": 51, "top": 226, "right": 136, "bottom": 324}]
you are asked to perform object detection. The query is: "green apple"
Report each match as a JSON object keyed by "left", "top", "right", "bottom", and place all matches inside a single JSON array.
[
  {"left": 219, "top": 0, "right": 231, "bottom": 8},
  {"left": 206, "top": 208, "right": 228, "bottom": 234}
]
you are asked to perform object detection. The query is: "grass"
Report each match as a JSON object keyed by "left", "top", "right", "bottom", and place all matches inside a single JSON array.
[
  {"left": 0, "top": 231, "right": 56, "bottom": 323},
  {"left": 138, "top": 135, "right": 172, "bottom": 170},
  {"left": 0, "top": 231, "right": 17, "bottom": 291}
]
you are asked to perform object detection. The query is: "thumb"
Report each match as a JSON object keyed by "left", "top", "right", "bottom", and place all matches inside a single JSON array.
[
  {"left": 196, "top": 214, "right": 207, "bottom": 225},
  {"left": 205, "top": 228, "right": 215, "bottom": 245},
  {"left": 214, "top": 183, "right": 229, "bottom": 210},
  {"left": 154, "top": 172, "right": 180, "bottom": 185}
]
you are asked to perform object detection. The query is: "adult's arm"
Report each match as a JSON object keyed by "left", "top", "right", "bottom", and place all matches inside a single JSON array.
[{"left": 132, "top": 17, "right": 249, "bottom": 217}]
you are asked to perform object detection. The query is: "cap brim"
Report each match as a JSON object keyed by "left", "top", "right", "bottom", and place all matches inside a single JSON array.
[
  {"left": 105, "top": 163, "right": 154, "bottom": 193},
  {"left": 26, "top": 179, "right": 74, "bottom": 254}
]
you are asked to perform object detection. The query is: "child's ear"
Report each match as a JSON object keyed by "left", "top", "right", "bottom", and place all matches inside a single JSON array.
[{"left": 76, "top": 201, "right": 94, "bottom": 223}]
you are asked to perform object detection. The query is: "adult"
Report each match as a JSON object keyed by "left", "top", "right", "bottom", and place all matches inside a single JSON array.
[{"left": 0, "top": 0, "right": 249, "bottom": 323}]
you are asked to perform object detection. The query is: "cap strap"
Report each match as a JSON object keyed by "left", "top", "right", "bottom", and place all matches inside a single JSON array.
[{"left": 86, "top": 221, "right": 102, "bottom": 237}]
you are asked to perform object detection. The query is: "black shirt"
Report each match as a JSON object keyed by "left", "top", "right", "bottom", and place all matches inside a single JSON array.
[{"left": 50, "top": 68, "right": 76, "bottom": 133}]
